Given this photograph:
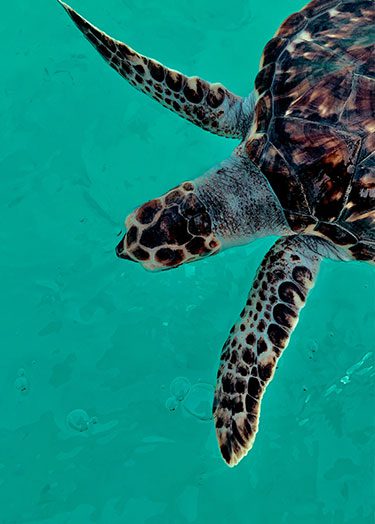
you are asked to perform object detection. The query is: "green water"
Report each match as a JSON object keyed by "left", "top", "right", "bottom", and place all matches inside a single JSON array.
[{"left": 1, "top": 0, "right": 374, "bottom": 522}]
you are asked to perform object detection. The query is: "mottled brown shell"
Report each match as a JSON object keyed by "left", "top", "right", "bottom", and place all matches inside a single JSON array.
[{"left": 246, "top": 0, "right": 375, "bottom": 261}]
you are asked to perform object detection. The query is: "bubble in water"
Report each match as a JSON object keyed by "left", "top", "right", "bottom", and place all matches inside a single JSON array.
[
  {"left": 170, "top": 377, "right": 191, "bottom": 401},
  {"left": 66, "top": 409, "right": 91, "bottom": 432},
  {"left": 165, "top": 397, "right": 179, "bottom": 413},
  {"left": 15, "top": 370, "right": 29, "bottom": 394},
  {"left": 182, "top": 383, "right": 214, "bottom": 421}
]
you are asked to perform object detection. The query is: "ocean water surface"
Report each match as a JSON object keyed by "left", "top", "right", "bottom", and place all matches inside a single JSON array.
[{"left": 1, "top": 0, "right": 374, "bottom": 522}]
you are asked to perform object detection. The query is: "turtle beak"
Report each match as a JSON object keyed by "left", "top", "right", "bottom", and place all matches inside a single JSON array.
[{"left": 115, "top": 239, "right": 134, "bottom": 261}]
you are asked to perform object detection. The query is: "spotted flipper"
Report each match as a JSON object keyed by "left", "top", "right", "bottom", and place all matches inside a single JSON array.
[
  {"left": 58, "top": 1, "right": 253, "bottom": 138},
  {"left": 213, "top": 236, "right": 321, "bottom": 466}
]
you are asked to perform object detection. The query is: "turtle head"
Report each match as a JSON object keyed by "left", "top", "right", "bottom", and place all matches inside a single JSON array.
[
  {"left": 116, "top": 155, "right": 290, "bottom": 271},
  {"left": 116, "top": 182, "right": 222, "bottom": 271}
]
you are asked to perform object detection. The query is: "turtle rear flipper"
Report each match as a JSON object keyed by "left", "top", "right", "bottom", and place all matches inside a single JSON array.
[
  {"left": 214, "top": 236, "right": 320, "bottom": 466},
  {"left": 57, "top": 1, "right": 254, "bottom": 138}
]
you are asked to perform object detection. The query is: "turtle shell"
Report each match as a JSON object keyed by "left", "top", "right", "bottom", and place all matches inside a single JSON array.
[{"left": 246, "top": 0, "right": 375, "bottom": 261}]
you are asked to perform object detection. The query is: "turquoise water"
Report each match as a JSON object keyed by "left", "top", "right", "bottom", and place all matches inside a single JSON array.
[{"left": 1, "top": 0, "right": 374, "bottom": 522}]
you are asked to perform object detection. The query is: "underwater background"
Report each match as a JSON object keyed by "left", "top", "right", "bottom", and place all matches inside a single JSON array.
[{"left": 1, "top": 0, "right": 374, "bottom": 522}]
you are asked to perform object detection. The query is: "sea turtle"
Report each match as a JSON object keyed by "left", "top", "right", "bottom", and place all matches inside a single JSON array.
[{"left": 58, "top": 0, "right": 374, "bottom": 466}]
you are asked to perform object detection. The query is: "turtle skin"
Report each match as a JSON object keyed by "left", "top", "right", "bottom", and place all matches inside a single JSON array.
[{"left": 245, "top": 0, "right": 375, "bottom": 261}]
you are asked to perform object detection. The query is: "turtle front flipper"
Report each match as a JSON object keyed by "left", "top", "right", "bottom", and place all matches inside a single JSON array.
[
  {"left": 214, "top": 236, "right": 321, "bottom": 467},
  {"left": 57, "top": 1, "right": 253, "bottom": 138}
]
